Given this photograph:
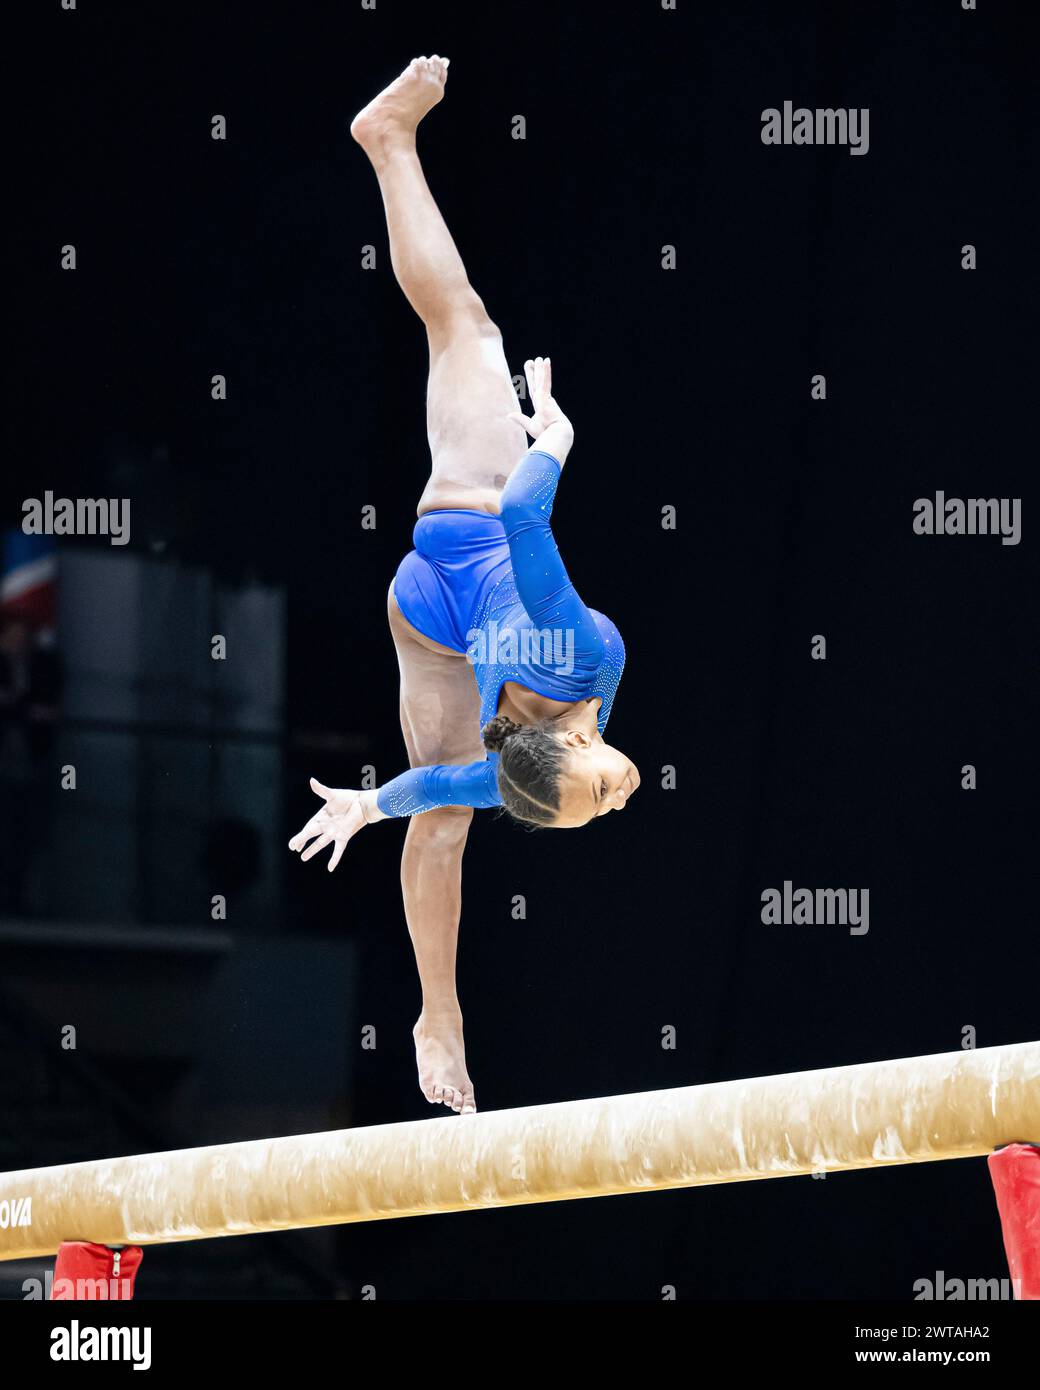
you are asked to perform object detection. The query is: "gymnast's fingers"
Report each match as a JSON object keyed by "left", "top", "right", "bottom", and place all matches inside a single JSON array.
[
  {"left": 523, "top": 358, "right": 537, "bottom": 402},
  {"left": 526, "top": 356, "right": 541, "bottom": 403},
  {"left": 300, "top": 833, "right": 332, "bottom": 863},
  {"left": 533, "top": 356, "right": 548, "bottom": 400},
  {"left": 309, "top": 777, "right": 335, "bottom": 800},
  {"left": 288, "top": 813, "right": 324, "bottom": 851},
  {"left": 507, "top": 411, "right": 539, "bottom": 437},
  {"left": 327, "top": 838, "right": 348, "bottom": 873}
]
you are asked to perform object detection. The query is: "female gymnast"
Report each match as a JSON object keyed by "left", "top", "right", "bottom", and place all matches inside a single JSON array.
[{"left": 289, "top": 57, "right": 639, "bottom": 1114}]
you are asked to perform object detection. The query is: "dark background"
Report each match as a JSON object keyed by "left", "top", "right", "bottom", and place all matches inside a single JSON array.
[{"left": 3, "top": 0, "right": 1036, "bottom": 1299}]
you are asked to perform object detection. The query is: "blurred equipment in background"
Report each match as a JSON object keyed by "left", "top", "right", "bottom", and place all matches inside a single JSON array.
[
  {"left": 5, "top": 541, "right": 286, "bottom": 929},
  {"left": 1, "top": 532, "right": 62, "bottom": 914}
]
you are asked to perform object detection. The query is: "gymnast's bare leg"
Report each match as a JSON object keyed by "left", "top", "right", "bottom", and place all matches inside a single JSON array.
[{"left": 352, "top": 57, "right": 528, "bottom": 1113}]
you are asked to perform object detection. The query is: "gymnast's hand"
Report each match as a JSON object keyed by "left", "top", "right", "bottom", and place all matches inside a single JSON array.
[
  {"left": 507, "top": 356, "right": 574, "bottom": 463},
  {"left": 288, "top": 778, "right": 384, "bottom": 872}
]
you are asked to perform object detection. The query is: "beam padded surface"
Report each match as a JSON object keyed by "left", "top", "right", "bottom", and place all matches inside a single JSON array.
[{"left": 1, "top": 1042, "right": 1036, "bottom": 1259}]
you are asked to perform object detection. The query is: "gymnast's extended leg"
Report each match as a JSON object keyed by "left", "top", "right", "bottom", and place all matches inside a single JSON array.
[
  {"left": 351, "top": 55, "right": 528, "bottom": 515},
  {"left": 352, "top": 57, "right": 528, "bottom": 1112}
]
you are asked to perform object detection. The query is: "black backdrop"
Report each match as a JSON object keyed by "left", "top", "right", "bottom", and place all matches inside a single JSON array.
[{"left": 8, "top": 0, "right": 1037, "bottom": 1300}]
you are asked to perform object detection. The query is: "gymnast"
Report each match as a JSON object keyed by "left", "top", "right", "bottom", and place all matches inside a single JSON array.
[{"left": 289, "top": 57, "right": 639, "bottom": 1114}]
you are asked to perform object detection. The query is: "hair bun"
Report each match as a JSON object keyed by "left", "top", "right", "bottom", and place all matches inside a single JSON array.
[{"left": 481, "top": 714, "right": 522, "bottom": 753}]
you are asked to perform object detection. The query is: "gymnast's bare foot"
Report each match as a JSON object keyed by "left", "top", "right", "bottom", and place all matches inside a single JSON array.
[
  {"left": 351, "top": 56, "right": 450, "bottom": 155},
  {"left": 413, "top": 1009, "right": 476, "bottom": 1114}
]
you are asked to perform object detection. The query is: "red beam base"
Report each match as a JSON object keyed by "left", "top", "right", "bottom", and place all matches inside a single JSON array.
[
  {"left": 50, "top": 1241, "right": 143, "bottom": 1300},
  {"left": 988, "top": 1142, "right": 1040, "bottom": 1300}
]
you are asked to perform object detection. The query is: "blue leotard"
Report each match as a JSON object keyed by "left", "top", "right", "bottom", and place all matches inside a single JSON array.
[{"left": 378, "top": 450, "right": 625, "bottom": 816}]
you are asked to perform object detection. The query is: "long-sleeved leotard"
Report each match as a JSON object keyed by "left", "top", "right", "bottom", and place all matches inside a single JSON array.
[{"left": 377, "top": 450, "right": 625, "bottom": 817}]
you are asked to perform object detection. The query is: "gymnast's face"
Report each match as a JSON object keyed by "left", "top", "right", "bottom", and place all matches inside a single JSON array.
[{"left": 551, "top": 708, "right": 640, "bottom": 827}]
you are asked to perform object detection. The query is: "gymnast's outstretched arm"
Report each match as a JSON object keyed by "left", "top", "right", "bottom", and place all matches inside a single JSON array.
[
  {"left": 287, "top": 766, "right": 500, "bottom": 871},
  {"left": 504, "top": 356, "right": 604, "bottom": 667},
  {"left": 497, "top": 450, "right": 605, "bottom": 670},
  {"left": 373, "top": 759, "right": 501, "bottom": 818}
]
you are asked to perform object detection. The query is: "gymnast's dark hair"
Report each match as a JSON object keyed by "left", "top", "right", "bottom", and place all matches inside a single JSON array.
[{"left": 481, "top": 714, "right": 567, "bottom": 826}]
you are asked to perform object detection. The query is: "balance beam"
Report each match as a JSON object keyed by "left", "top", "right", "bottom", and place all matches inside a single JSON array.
[{"left": 1, "top": 1042, "right": 1036, "bottom": 1259}]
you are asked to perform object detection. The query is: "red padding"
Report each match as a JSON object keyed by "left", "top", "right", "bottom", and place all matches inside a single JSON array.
[
  {"left": 50, "top": 1241, "right": 143, "bottom": 1300},
  {"left": 988, "top": 1143, "right": 1040, "bottom": 1300}
]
